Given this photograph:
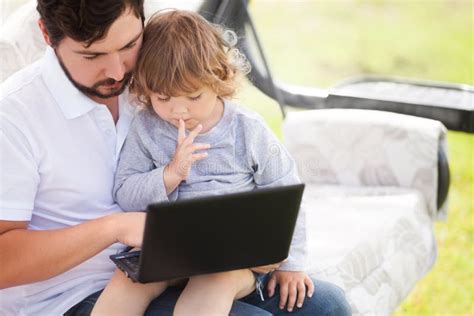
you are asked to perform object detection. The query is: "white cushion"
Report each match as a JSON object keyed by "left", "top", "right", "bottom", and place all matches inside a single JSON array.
[
  {"left": 304, "top": 185, "right": 436, "bottom": 315},
  {"left": 0, "top": 1, "right": 44, "bottom": 82},
  {"left": 284, "top": 108, "right": 448, "bottom": 220},
  {"left": 0, "top": 1, "right": 203, "bottom": 83}
]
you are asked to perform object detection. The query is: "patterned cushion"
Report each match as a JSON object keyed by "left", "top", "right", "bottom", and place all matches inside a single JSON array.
[
  {"left": 303, "top": 185, "right": 435, "bottom": 315},
  {"left": 284, "top": 108, "right": 448, "bottom": 219},
  {"left": 284, "top": 110, "right": 446, "bottom": 314}
]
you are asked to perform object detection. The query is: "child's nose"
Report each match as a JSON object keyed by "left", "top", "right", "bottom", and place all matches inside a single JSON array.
[{"left": 173, "top": 104, "right": 188, "bottom": 114}]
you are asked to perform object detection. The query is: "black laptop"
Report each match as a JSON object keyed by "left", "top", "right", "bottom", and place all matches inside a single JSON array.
[{"left": 110, "top": 184, "right": 305, "bottom": 283}]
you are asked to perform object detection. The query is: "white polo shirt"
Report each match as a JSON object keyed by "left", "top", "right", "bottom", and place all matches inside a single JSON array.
[{"left": 0, "top": 47, "right": 137, "bottom": 315}]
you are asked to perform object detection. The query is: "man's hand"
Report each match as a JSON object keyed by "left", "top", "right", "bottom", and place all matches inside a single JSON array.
[
  {"left": 267, "top": 271, "right": 314, "bottom": 312},
  {"left": 114, "top": 212, "right": 147, "bottom": 248},
  {"left": 164, "top": 119, "right": 210, "bottom": 194}
]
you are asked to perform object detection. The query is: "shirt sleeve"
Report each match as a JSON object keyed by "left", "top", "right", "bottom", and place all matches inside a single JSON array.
[
  {"left": 250, "top": 121, "right": 308, "bottom": 271},
  {"left": 0, "top": 116, "right": 40, "bottom": 220},
  {"left": 113, "top": 118, "right": 177, "bottom": 211}
]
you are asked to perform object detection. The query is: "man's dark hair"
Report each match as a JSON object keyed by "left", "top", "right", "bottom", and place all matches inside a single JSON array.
[{"left": 37, "top": 0, "right": 145, "bottom": 47}]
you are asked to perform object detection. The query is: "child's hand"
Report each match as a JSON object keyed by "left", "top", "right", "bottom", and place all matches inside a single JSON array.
[
  {"left": 267, "top": 271, "right": 314, "bottom": 312},
  {"left": 164, "top": 119, "right": 210, "bottom": 193}
]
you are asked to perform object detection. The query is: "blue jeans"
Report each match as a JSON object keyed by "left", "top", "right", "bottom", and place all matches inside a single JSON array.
[{"left": 65, "top": 276, "right": 351, "bottom": 316}]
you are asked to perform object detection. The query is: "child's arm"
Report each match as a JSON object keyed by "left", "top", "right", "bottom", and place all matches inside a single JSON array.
[
  {"left": 113, "top": 115, "right": 171, "bottom": 211},
  {"left": 250, "top": 122, "right": 308, "bottom": 272},
  {"left": 114, "top": 116, "right": 210, "bottom": 211},
  {"left": 249, "top": 119, "right": 312, "bottom": 311}
]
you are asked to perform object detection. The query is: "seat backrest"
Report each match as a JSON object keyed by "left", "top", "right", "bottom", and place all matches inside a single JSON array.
[
  {"left": 0, "top": 0, "right": 204, "bottom": 83},
  {"left": 283, "top": 108, "right": 449, "bottom": 220},
  {"left": 0, "top": 1, "right": 44, "bottom": 82}
]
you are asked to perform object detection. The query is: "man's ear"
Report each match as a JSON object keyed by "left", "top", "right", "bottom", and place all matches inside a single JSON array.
[{"left": 38, "top": 19, "right": 53, "bottom": 46}]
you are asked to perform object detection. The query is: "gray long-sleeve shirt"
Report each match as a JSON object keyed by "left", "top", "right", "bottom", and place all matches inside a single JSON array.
[{"left": 114, "top": 100, "right": 307, "bottom": 271}]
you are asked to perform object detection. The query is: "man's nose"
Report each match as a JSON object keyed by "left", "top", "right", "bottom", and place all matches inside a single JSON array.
[{"left": 104, "top": 52, "right": 126, "bottom": 81}]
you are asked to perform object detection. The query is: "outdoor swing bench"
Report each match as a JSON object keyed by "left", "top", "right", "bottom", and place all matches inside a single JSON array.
[{"left": 1, "top": 0, "right": 472, "bottom": 315}]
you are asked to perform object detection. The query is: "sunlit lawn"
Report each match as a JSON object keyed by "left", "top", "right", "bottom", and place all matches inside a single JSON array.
[{"left": 236, "top": 1, "right": 473, "bottom": 315}]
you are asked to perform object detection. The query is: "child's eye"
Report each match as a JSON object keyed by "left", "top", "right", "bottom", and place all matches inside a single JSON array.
[
  {"left": 189, "top": 94, "right": 202, "bottom": 101},
  {"left": 157, "top": 96, "right": 170, "bottom": 102}
]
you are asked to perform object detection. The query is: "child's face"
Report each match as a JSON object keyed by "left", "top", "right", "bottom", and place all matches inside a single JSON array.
[{"left": 150, "top": 86, "right": 223, "bottom": 132}]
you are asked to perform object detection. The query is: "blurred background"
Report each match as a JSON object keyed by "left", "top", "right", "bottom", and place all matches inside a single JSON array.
[
  {"left": 236, "top": 2, "right": 473, "bottom": 315},
  {"left": 1, "top": 0, "right": 473, "bottom": 314}
]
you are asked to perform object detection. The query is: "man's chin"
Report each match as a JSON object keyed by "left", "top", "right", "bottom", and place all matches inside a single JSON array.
[
  {"left": 85, "top": 83, "right": 128, "bottom": 99},
  {"left": 55, "top": 50, "right": 130, "bottom": 100},
  {"left": 92, "top": 86, "right": 126, "bottom": 99}
]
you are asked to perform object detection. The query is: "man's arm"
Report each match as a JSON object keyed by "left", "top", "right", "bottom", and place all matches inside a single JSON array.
[{"left": 0, "top": 211, "right": 145, "bottom": 289}]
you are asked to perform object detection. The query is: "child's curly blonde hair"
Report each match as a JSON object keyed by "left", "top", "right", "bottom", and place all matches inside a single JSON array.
[{"left": 131, "top": 9, "right": 250, "bottom": 106}]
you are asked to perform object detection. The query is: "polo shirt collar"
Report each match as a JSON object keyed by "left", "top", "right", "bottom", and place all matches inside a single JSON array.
[{"left": 40, "top": 46, "right": 98, "bottom": 119}]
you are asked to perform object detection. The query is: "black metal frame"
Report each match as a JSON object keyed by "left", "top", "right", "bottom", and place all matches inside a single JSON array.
[
  {"left": 199, "top": 0, "right": 456, "bottom": 209},
  {"left": 200, "top": 0, "right": 473, "bottom": 133}
]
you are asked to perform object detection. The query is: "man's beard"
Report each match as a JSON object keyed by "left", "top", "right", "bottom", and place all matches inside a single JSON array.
[{"left": 56, "top": 52, "right": 132, "bottom": 99}]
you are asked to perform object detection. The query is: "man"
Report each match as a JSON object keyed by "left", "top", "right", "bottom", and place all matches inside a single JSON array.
[
  {"left": 0, "top": 1, "right": 147, "bottom": 314},
  {"left": 0, "top": 1, "right": 351, "bottom": 315}
]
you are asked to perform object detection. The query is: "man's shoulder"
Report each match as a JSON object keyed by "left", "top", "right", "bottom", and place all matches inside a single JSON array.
[
  {"left": 0, "top": 61, "right": 53, "bottom": 129},
  {"left": 0, "top": 60, "right": 44, "bottom": 106}
]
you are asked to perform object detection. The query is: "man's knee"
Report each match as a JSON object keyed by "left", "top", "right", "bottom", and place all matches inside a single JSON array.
[{"left": 303, "top": 279, "right": 352, "bottom": 316}]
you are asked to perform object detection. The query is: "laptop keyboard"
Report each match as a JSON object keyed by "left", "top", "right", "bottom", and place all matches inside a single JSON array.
[{"left": 122, "top": 254, "right": 140, "bottom": 273}]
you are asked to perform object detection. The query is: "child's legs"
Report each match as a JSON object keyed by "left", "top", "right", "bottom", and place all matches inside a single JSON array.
[
  {"left": 173, "top": 269, "right": 255, "bottom": 316},
  {"left": 91, "top": 269, "right": 169, "bottom": 316}
]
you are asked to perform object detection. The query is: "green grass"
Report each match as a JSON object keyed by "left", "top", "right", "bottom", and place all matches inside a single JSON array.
[{"left": 235, "top": 1, "right": 474, "bottom": 314}]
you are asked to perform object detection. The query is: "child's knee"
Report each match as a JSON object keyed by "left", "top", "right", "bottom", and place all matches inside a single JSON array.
[
  {"left": 189, "top": 269, "right": 255, "bottom": 296},
  {"left": 193, "top": 270, "right": 239, "bottom": 283}
]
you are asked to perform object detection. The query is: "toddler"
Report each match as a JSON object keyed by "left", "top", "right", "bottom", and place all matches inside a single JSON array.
[{"left": 92, "top": 9, "right": 312, "bottom": 316}]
